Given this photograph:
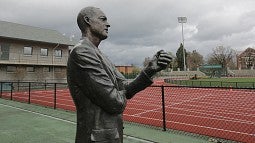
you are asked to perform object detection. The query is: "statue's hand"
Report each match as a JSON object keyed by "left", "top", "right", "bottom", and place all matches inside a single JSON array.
[{"left": 144, "top": 50, "right": 172, "bottom": 78}]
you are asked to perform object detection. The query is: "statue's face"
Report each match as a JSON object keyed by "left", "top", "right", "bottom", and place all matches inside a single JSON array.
[{"left": 89, "top": 9, "right": 110, "bottom": 40}]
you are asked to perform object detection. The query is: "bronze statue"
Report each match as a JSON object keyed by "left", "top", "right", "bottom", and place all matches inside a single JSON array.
[{"left": 67, "top": 6, "right": 172, "bottom": 143}]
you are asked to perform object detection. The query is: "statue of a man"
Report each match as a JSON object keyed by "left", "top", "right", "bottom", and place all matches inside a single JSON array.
[{"left": 67, "top": 6, "right": 172, "bottom": 143}]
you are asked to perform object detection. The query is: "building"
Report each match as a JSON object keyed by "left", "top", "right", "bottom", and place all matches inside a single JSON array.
[
  {"left": 115, "top": 65, "right": 135, "bottom": 75},
  {"left": 236, "top": 47, "right": 255, "bottom": 70},
  {"left": 0, "top": 21, "right": 74, "bottom": 82},
  {"left": 115, "top": 65, "right": 139, "bottom": 79}
]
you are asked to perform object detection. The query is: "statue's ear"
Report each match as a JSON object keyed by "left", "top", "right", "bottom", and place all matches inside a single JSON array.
[{"left": 84, "top": 16, "right": 90, "bottom": 25}]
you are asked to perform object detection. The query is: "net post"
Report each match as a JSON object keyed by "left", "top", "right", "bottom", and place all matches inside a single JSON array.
[{"left": 161, "top": 85, "right": 166, "bottom": 131}]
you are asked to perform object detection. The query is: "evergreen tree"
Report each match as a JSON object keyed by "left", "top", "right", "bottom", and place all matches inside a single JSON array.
[{"left": 176, "top": 43, "right": 187, "bottom": 70}]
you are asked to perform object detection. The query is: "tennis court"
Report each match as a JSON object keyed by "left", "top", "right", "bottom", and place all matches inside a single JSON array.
[
  {"left": 0, "top": 98, "right": 213, "bottom": 143},
  {"left": 1, "top": 82, "right": 254, "bottom": 143},
  {"left": 124, "top": 86, "right": 255, "bottom": 143}
]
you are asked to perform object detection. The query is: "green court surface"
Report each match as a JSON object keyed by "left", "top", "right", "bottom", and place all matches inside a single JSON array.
[{"left": 0, "top": 98, "right": 213, "bottom": 143}]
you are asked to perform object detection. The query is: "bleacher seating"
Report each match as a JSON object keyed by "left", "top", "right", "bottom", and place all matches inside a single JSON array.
[
  {"left": 159, "top": 70, "right": 206, "bottom": 80},
  {"left": 228, "top": 69, "right": 255, "bottom": 77}
]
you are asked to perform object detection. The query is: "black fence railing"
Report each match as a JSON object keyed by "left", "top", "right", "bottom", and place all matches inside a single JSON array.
[
  {"left": 0, "top": 81, "right": 254, "bottom": 143},
  {"left": 0, "top": 81, "right": 69, "bottom": 109},
  {"left": 165, "top": 79, "right": 255, "bottom": 89}
]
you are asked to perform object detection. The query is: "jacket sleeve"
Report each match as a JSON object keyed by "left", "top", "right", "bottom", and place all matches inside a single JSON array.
[
  {"left": 70, "top": 46, "right": 126, "bottom": 115},
  {"left": 125, "top": 71, "right": 153, "bottom": 99},
  {"left": 114, "top": 66, "right": 153, "bottom": 99}
]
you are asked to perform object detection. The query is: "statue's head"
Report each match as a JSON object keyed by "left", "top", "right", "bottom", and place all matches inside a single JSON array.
[{"left": 77, "top": 6, "right": 110, "bottom": 40}]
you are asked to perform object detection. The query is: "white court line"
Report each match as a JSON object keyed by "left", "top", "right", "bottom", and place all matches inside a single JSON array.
[
  {"left": 124, "top": 114, "right": 255, "bottom": 137},
  {"left": 0, "top": 103, "right": 156, "bottom": 143},
  {"left": 127, "top": 100, "right": 161, "bottom": 108},
  {"left": 57, "top": 103, "right": 75, "bottom": 108},
  {"left": 164, "top": 112, "right": 255, "bottom": 125},
  {"left": 0, "top": 103, "right": 75, "bottom": 124},
  {"left": 164, "top": 119, "right": 255, "bottom": 137},
  {"left": 12, "top": 93, "right": 73, "bottom": 102},
  {"left": 29, "top": 98, "right": 53, "bottom": 104},
  {"left": 172, "top": 102, "right": 255, "bottom": 116},
  {"left": 123, "top": 135, "right": 156, "bottom": 143},
  {"left": 177, "top": 100, "right": 254, "bottom": 112},
  {"left": 127, "top": 104, "right": 255, "bottom": 125},
  {"left": 127, "top": 107, "right": 254, "bottom": 125},
  {"left": 132, "top": 94, "right": 213, "bottom": 116},
  {"left": 168, "top": 107, "right": 255, "bottom": 122}
]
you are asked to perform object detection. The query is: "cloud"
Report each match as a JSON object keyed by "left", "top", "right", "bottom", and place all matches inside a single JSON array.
[{"left": 0, "top": 0, "right": 254, "bottom": 66}]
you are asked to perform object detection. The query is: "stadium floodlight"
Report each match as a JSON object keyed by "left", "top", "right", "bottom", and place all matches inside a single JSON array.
[
  {"left": 178, "top": 17, "right": 187, "bottom": 71},
  {"left": 178, "top": 17, "right": 187, "bottom": 23}
]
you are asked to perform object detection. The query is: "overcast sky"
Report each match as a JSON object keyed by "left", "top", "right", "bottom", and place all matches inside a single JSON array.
[{"left": 0, "top": 0, "right": 254, "bottom": 66}]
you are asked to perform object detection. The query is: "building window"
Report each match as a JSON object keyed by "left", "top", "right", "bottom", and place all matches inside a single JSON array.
[
  {"left": 40, "top": 48, "right": 48, "bottom": 56},
  {"left": 54, "top": 49, "right": 62, "bottom": 58},
  {"left": 24, "top": 46, "right": 33, "bottom": 55},
  {"left": 6, "top": 66, "right": 16, "bottom": 72},
  {"left": 0, "top": 43, "right": 10, "bottom": 60},
  {"left": 26, "top": 66, "right": 35, "bottom": 72}
]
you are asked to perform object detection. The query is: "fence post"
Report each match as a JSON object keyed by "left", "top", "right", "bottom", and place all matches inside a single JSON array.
[
  {"left": 17, "top": 80, "right": 20, "bottom": 91},
  {"left": 54, "top": 83, "right": 57, "bottom": 109},
  {"left": 161, "top": 85, "right": 166, "bottom": 131},
  {"left": 11, "top": 83, "right": 13, "bottom": 100},
  {"left": 0, "top": 82, "right": 2, "bottom": 98},
  {"left": 28, "top": 82, "right": 31, "bottom": 104}
]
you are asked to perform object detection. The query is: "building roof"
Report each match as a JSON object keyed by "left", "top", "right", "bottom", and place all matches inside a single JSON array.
[
  {"left": 0, "top": 20, "right": 75, "bottom": 46},
  {"left": 238, "top": 47, "right": 255, "bottom": 57}
]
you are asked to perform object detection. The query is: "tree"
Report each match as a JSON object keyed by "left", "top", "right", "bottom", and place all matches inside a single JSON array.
[
  {"left": 207, "top": 46, "right": 236, "bottom": 76},
  {"left": 176, "top": 43, "right": 187, "bottom": 70},
  {"left": 165, "top": 51, "right": 176, "bottom": 71},
  {"left": 129, "top": 65, "right": 140, "bottom": 79},
  {"left": 132, "top": 65, "right": 141, "bottom": 75},
  {"left": 186, "top": 50, "right": 204, "bottom": 71}
]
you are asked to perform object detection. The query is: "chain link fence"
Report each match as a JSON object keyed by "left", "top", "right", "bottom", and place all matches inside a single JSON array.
[{"left": 1, "top": 81, "right": 254, "bottom": 143}]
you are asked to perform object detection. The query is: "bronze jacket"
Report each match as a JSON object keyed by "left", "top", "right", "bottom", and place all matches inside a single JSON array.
[{"left": 67, "top": 38, "right": 153, "bottom": 143}]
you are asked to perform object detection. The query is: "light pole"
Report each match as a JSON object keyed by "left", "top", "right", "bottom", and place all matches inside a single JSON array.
[{"left": 178, "top": 17, "right": 187, "bottom": 71}]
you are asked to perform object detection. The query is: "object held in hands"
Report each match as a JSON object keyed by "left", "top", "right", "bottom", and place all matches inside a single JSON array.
[
  {"left": 156, "top": 50, "right": 172, "bottom": 69},
  {"left": 144, "top": 50, "right": 172, "bottom": 78}
]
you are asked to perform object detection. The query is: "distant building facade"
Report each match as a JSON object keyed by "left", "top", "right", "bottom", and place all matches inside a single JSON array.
[
  {"left": 0, "top": 21, "right": 74, "bottom": 82},
  {"left": 236, "top": 47, "right": 255, "bottom": 70},
  {"left": 115, "top": 65, "right": 135, "bottom": 75}
]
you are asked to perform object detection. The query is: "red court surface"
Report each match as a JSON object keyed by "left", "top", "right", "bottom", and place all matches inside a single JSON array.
[{"left": 1, "top": 86, "right": 254, "bottom": 143}]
